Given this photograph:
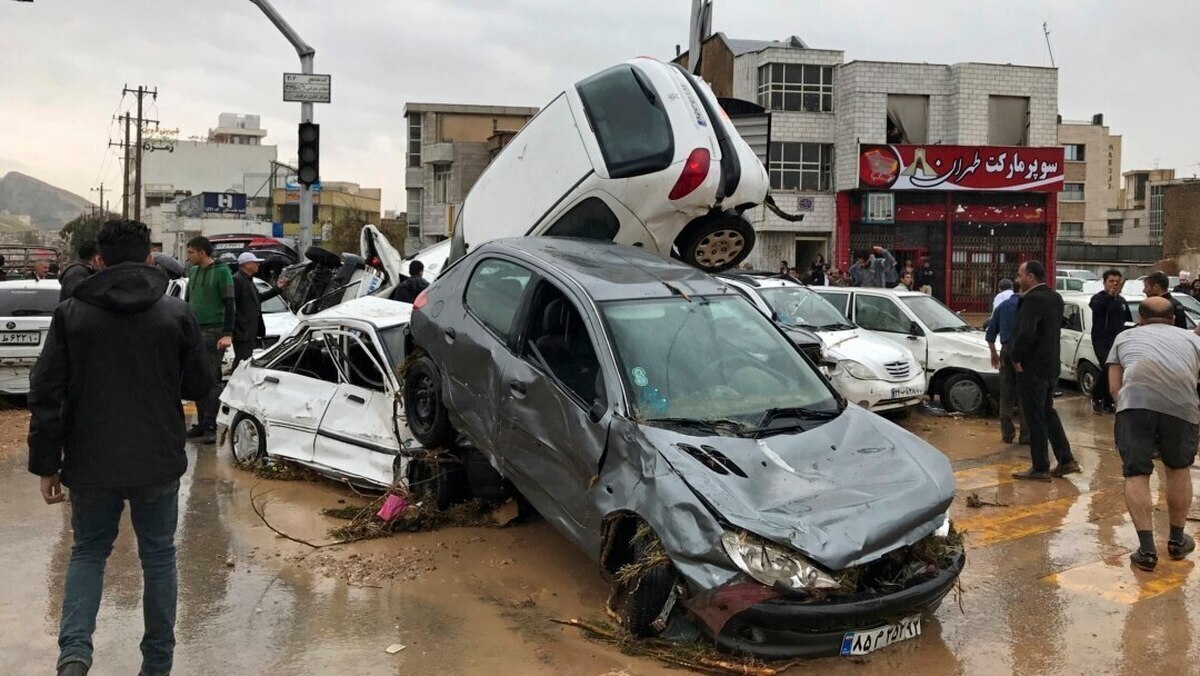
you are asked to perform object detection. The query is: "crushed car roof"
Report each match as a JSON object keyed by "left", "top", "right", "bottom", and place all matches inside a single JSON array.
[
  {"left": 310, "top": 295, "right": 412, "bottom": 328},
  {"left": 486, "top": 237, "right": 735, "bottom": 302}
]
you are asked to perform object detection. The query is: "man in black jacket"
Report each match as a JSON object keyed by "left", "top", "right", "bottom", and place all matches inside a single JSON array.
[
  {"left": 231, "top": 252, "right": 287, "bottom": 371},
  {"left": 58, "top": 240, "right": 101, "bottom": 302},
  {"left": 1089, "top": 269, "right": 1132, "bottom": 413},
  {"left": 1009, "top": 260, "right": 1080, "bottom": 481},
  {"left": 1143, "top": 271, "right": 1189, "bottom": 329},
  {"left": 390, "top": 259, "right": 430, "bottom": 303},
  {"left": 27, "top": 219, "right": 211, "bottom": 676}
]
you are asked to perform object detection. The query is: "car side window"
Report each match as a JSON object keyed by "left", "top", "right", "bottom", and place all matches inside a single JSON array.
[
  {"left": 336, "top": 330, "right": 390, "bottom": 392},
  {"left": 267, "top": 331, "right": 342, "bottom": 383},
  {"left": 1062, "top": 304, "right": 1083, "bottom": 333},
  {"left": 543, "top": 197, "right": 621, "bottom": 241},
  {"left": 521, "top": 282, "right": 606, "bottom": 408},
  {"left": 817, "top": 291, "right": 850, "bottom": 317},
  {"left": 855, "top": 295, "right": 912, "bottom": 334},
  {"left": 464, "top": 259, "right": 533, "bottom": 343}
]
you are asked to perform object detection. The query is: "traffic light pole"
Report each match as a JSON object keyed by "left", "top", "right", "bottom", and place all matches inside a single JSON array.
[{"left": 249, "top": 0, "right": 316, "bottom": 256}]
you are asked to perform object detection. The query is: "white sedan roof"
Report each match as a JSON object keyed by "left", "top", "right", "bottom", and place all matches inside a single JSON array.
[{"left": 310, "top": 295, "right": 412, "bottom": 329}]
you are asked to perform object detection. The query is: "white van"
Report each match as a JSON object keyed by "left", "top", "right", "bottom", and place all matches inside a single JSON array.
[{"left": 448, "top": 58, "right": 770, "bottom": 272}]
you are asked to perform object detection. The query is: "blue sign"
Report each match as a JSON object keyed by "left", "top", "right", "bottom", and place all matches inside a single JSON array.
[
  {"left": 203, "top": 193, "right": 247, "bottom": 214},
  {"left": 272, "top": 222, "right": 284, "bottom": 237}
]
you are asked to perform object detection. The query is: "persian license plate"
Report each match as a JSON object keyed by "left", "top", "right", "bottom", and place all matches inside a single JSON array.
[
  {"left": 839, "top": 615, "right": 922, "bottom": 656},
  {"left": 890, "top": 386, "right": 924, "bottom": 399},
  {"left": 0, "top": 331, "right": 40, "bottom": 346}
]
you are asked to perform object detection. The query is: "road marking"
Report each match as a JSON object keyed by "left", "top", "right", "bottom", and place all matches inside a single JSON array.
[
  {"left": 955, "top": 488, "right": 1122, "bottom": 548},
  {"left": 953, "top": 462, "right": 1028, "bottom": 491},
  {"left": 1047, "top": 555, "right": 1198, "bottom": 604}
]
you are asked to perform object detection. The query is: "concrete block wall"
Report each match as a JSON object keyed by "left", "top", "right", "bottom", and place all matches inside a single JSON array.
[
  {"left": 744, "top": 193, "right": 836, "bottom": 269},
  {"left": 948, "top": 64, "right": 1058, "bottom": 146}
]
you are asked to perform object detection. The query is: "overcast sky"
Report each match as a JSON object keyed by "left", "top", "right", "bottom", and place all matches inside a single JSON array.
[{"left": 1, "top": 0, "right": 1196, "bottom": 209}]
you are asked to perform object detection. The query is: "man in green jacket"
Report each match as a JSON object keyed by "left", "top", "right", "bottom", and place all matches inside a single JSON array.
[{"left": 185, "top": 236, "right": 234, "bottom": 444}]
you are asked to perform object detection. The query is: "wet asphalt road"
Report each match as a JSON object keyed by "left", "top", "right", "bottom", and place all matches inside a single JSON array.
[{"left": 2, "top": 394, "right": 1199, "bottom": 675}]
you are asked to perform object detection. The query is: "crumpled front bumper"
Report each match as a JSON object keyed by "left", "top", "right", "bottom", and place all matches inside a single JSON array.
[
  {"left": 0, "top": 362, "right": 33, "bottom": 395},
  {"left": 830, "top": 371, "right": 927, "bottom": 412},
  {"left": 702, "top": 551, "right": 965, "bottom": 660}
]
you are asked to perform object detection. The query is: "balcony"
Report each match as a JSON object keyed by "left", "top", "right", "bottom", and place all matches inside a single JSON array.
[{"left": 423, "top": 142, "right": 455, "bottom": 165}]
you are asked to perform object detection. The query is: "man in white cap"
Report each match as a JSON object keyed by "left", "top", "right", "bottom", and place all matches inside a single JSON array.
[
  {"left": 1174, "top": 271, "right": 1192, "bottom": 295},
  {"left": 231, "top": 252, "right": 288, "bottom": 371}
]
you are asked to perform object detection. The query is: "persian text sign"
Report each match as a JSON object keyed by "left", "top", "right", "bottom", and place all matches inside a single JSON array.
[
  {"left": 283, "top": 73, "right": 332, "bottom": 103},
  {"left": 859, "top": 145, "right": 1064, "bottom": 192}
]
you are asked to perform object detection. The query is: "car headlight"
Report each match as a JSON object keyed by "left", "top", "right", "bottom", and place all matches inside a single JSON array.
[
  {"left": 720, "top": 530, "right": 839, "bottom": 591},
  {"left": 833, "top": 359, "right": 876, "bottom": 380}
]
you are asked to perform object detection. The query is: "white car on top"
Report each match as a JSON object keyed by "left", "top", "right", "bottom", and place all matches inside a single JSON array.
[
  {"left": 814, "top": 287, "right": 1000, "bottom": 416},
  {"left": 217, "top": 296, "right": 425, "bottom": 491},
  {"left": 719, "top": 274, "right": 926, "bottom": 413},
  {"left": 0, "top": 279, "right": 60, "bottom": 395}
]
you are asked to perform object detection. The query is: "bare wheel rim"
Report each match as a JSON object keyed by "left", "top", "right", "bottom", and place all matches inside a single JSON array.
[
  {"left": 1079, "top": 369, "right": 1096, "bottom": 395},
  {"left": 232, "top": 418, "right": 261, "bottom": 464},
  {"left": 693, "top": 229, "right": 746, "bottom": 268},
  {"left": 412, "top": 373, "right": 437, "bottom": 431},
  {"left": 948, "top": 379, "right": 984, "bottom": 414}
]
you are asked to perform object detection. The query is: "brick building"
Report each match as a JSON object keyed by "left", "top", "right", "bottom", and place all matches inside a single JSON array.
[
  {"left": 682, "top": 34, "right": 1062, "bottom": 311},
  {"left": 1161, "top": 180, "right": 1200, "bottom": 258},
  {"left": 404, "top": 103, "right": 538, "bottom": 253}
]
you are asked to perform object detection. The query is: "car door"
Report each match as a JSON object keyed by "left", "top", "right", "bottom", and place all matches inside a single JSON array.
[
  {"left": 313, "top": 327, "right": 401, "bottom": 487},
  {"left": 496, "top": 279, "right": 610, "bottom": 549},
  {"left": 253, "top": 329, "right": 342, "bottom": 463},
  {"left": 1059, "top": 302, "right": 1084, "bottom": 379},
  {"left": 538, "top": 191, "right": 658, "bottom": 252},
  {"left": 814, "top": 289, "right": 852, "bottom": 320},
  {"left": 853, "top": 294, "right": 929, "bottom": 370},
  {"left": 443, "top": 257, "right": 536, "bottom": 452}
]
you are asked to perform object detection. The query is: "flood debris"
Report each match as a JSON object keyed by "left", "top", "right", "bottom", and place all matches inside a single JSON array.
[
  {"left": 325, "top": 488, "right": 503, "bottom": 543},
  {"left": 385, "top": 643, "right": 407, "bottom": 655},
  {"left": 250, "top": 457, "right": 324, "bottom": 483},
  {"left": 614, "top": 523, "right": 670, "bottom": 588},
  {"left": 965, "top": 492, "right": 1009, "bottom": 509}
]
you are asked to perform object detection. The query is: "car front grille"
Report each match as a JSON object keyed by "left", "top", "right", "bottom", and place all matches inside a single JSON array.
[{"left": 884, "top": 360, "right": 911, "bottom": 380}]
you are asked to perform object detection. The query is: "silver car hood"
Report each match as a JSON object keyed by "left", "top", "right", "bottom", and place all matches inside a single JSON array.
[{"left": 643, "top": 406, "right": 954, "bottom": 571}]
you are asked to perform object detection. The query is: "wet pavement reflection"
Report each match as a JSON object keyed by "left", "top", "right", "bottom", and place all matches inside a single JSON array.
[{"left": 1, "top": 392, "right": 1199, "bottom": 674}]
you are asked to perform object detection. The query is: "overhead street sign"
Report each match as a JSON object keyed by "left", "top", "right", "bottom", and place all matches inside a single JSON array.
[{"left": 283, "top": 73, "right": 331, "bottom": 103}]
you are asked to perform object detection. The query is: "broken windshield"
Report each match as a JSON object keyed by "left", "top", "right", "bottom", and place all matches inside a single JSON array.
[
  {"left": 756, "top": 286, "right": 854, "bottom": 330},
  {"left": 901, "top": 294, "right": 971, "bottom": 333},
  {"left": 600, "top": 296, "right": 837, "bottom": 427}
]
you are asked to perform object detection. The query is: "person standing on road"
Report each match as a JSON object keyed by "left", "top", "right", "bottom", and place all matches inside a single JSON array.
[
  {"left": 27, "top": 219, "right": 212, "bottom": 676},
  {"left": 809, "top": 254, "right": 828, "bottom": 286},
  {"left": 1108, "top": 296, "right": 1200, "bottom": 571},
  {"left": 916, "top": 259, "right": 937, "bottom": 296},
  {"left": 894, "top": 269, "right": 914, "bottom": 291},
  {"left": 1173, "top": 271, "right": 1192, "bottom": 294},
  {"left": 849, "top": 246, "right": 896, "bottom": 288},
  {"left": 1143, "top": 272, "right": 1188, "bottom": 329},
  {"left": 390, "top": 259, "right": 431, "bottom": 303},
  {"left": 184, "top": 236, "right": 235, "bottom": 445},
  {"left": 987, "top": 291, "right": 1028, "bottom": 445},
  {"left": 1089, "top": 269, "right": 1132, "bottom": 414},
  {"left": 992, "top": 278, "right": 1015, "bottom": 310},
  {"left": 231, "top": 252, "right": 288, "bottom": 372},
  {"left": 1009, "top": 260, "right": 1080, "bottom": 481},
  {"left": 58, "top": 241, "right": 101, "bottom": 302}
]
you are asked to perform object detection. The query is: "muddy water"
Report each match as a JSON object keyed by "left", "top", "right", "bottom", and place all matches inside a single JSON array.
[{"left": 2, "top": 394, "right": 1199, "bottom": 675}]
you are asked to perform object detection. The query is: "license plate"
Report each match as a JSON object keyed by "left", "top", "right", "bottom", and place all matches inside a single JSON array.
[
  {"left": 0, "top": 331, "right": 40, "bottom": 346},
  {"left": 890, "top": 386, "right": 924, "bottom": 399},
  {"left": 840, "top": 615, "right": 921, "bottom": 656}
]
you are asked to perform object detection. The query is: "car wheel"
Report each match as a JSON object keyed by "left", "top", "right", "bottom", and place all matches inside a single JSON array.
[
  {"left": 405, "top": 452, "right": 466, "bottom": 511},
  {"left": 622, "top": 559, "right": 678, "bottom": 638},
  {"left": 676, "top": 214, "right": 756, "bottom": 272},
  {"left": 230, "top": 413, "right": 266, "bottom": 466},
  {"left": 1077, "top": 361, "right": 1100, "bottom": 396},
  {"left": 403, "top": 354, "right": 455, "bottom": 448},
  {"left": 942, "top": 373, "right": 988, "bottom": 415}
]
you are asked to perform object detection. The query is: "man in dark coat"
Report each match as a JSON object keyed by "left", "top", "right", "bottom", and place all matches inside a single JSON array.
[
  {"left": 390, "top": 259, "right": 430, "bottom": 303},
  {"left": 1009, "top": 260, "right": 1080, "bottom": 481},
  {"left": 1143, "top": 271, "right": 1189, "bottom": 329},
  {"left": 58, "top": 241, "right": 101, "bottom": 302},
  {"left": 1089, "top": 269, "right": 1132, "bottom": 413},
  {"left": 231, "top": 252, "right": 287, "bottom": 371},
  {"left": 28, "top": 219, "right": 212, "bottom": 676}
]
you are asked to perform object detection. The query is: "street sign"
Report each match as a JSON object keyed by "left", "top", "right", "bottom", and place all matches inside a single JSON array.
[{"left": 283, "top": 73, "right": 331, "bottom": 103}]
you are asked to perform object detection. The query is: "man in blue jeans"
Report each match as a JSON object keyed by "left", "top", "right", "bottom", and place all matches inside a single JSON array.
[{"left": 28, "top": 219, "right": 212, "bottom": 676}]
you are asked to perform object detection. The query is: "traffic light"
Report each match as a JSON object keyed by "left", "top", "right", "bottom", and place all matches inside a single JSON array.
[{"left": 297, "top": 122, "right": 320, "bottom": 186}]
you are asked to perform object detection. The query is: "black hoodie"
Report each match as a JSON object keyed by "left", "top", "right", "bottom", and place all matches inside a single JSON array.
[{"left": 28, "top": 263, "right": 213, "bottom": 488}]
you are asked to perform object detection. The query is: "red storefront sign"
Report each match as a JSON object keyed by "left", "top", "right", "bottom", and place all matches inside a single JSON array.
[{"left": 858, "top": 144, "right": 1064, "bottom": 192}]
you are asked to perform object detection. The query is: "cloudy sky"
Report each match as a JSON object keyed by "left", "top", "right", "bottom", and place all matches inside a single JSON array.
[{"left": 1, "top": 0, "right": 1196, "bottom": 208}]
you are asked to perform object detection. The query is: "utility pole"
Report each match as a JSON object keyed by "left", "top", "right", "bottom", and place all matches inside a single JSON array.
[
  {"left": 123, "top": 85, "right": 158, "bottom": 223},
  {"left": 91, "top": 183, "right": 106, "bottom": 219},
  {"left": 250, "top": 0, "right": 317, "bottom": 255},
  {"left": 108, "top": 114, "right": 132, "bottom": 218}
]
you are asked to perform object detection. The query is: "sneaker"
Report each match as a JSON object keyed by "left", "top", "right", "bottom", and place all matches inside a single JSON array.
[
  {"left": 1092, "top": 401, "right": 1105, "bottom": 414},
  {"left": 1168, "top": 533, "right": 1196, "bottom": 560},
  {"left": 1011, "top": 468, "right": 1052, "bottom": 482},
  {"left": 1130, "top": 549, "right": 1158, "bottom": 572},
  {"left": 1050, "top": 461, "right": 1082, "bottom": 478},
  {"left": 186, "top": 425, "right": 206, "bottom": 439},
  {"left": 1104, "top": 404, "right": 1117, "bottom": 414},
  {"left": 57, "top": 662, "right": 88, "bottom": 676},
  {"left": 203, "top": 430, "right": 217, "bottom": 445}
]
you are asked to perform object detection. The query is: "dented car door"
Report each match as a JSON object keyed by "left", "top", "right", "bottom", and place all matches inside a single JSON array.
[{"left": 254, "top": 330, "right": 341, "bottom": 463}]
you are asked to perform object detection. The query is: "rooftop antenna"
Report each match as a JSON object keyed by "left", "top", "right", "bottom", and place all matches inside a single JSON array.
[{"left": 1042, "top": 22, "right": 1056, "bottom": 68}]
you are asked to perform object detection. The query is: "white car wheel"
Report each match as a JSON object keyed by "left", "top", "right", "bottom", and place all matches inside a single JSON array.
[
  {"left": 692, "top": 229, "right": 747, "bottom": 269},
  {"left": 231, "top": 414, "right": 266, "bottom": 465}
]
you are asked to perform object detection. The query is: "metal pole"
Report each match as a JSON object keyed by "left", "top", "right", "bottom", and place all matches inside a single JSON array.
[
  {"left": 248, "top": 0, "right": 317, "bottom": 256},
  {"left": 122, "top": 114, "right": 131, "bottom": 218},
  {"left": 134, "top": 86, "right": 144, "bottom": 222}
]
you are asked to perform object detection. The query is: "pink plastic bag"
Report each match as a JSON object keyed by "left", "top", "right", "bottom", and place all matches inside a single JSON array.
[{"left": 376, "top": 494, "right": 409, "bottom": 522}]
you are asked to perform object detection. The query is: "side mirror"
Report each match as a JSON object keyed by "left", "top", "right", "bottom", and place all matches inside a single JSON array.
[
  {"left": 588, "top": 399, "right": 606, "bottom": 424},
  {"left": 909, "top": 320, "right": 923, "bottom": 337}
]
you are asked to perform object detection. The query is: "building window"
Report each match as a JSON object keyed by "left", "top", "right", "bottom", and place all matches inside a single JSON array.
[
  {"left": 862, "top": 193, "right": 895, "bottom": 224},
  {"left": 433, "top": 166, "right": 451, "bottom": 204},
  {"left": 768, "top": 142, "right": 833, "bottom": 191},
  {"left": 408, "top": 115, "right": 422, "bottom": 167},
  {"left": 406, "top": 188, "right": 422, "bottom": 225},
  {"left": 1107, "top": 219, "right": 1124, "bottom": 236},
  {"left": 407, "top": 224, "right": 421, "bottom": 239},
  {"left": 1064, "top": 144, "right": 1086, "bottom": 161},
  {"left": 757, "top": 64, "right": 833, "bottom": 113},
  {"left": 1059, "top": 222, "right": 1084, "bottom": 239},
  {"left": 886, "top": 95, "right": 929, "bottom": 144},
  {"left": 1149, "top": 184, "right": 1164, "bottom": 241},
  {"left": 1061, "top": 183, "right": 1085, "bottom": 201},
  {"left": 988, "top": 96, "right": 1029, "bottom": 146}
]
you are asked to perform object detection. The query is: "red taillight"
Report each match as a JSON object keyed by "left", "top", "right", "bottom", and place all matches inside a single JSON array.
[
  {"left": 370, "top": 256, "right": 381, "bottom": 267},
  {"left": 669, "top": 148, "right": 711, "bottom": 201},
  {"left": 412, "top": 289, "right": 429, "bottom": 310}
]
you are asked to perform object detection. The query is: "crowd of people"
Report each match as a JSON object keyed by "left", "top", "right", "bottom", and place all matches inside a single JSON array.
[{"left": 776, "top": 248, "right": 937, "bottom": 293}]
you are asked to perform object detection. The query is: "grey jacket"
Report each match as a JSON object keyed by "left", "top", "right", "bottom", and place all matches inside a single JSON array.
[{"left": 849, "top": 249, "right": 897, "bottom": 288}]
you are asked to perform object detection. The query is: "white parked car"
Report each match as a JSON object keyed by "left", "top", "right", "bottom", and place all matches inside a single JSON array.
[
  {"left": 720, "top": 274, "right": 926, "bottom": 412},
  {"left": 1058, "top": 292, "right": 1102, "bottom": 394},
  {"left": 217, "top": 296, "right": 423, "bottom": 490},
  {"left": 815, "top": 287, "right": 999, "bottom": 415},
  {"left": 449, "top": 57, "right": 770, "bottom": 272},
  {"left": 0, "top": 279, "right": 60, "bottom": 395},
  {"left": 1122, "top": 276, "right": 1181, "bottom": 296},
  {"left": 1055, "top": 276, "right": 1085, "bottom": 293},
  {"left": 1058, "top": 268, "right": 1099, "bottom": 282}
]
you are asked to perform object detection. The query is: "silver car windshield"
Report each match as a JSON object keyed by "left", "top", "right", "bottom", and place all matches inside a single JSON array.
[
  {"left": 600, "top": 296, "right": 837, "bottom": 426},
  {"left": 756, "top": 286, "right": 854, "bottom": 330},
  {"left": 901, "top": 294, "right": 971, "bottom": 332}
]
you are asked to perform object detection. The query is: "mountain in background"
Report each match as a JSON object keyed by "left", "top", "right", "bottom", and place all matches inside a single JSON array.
[{"left": 0, "top": 172, "right": 95, "bottom": 231}]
